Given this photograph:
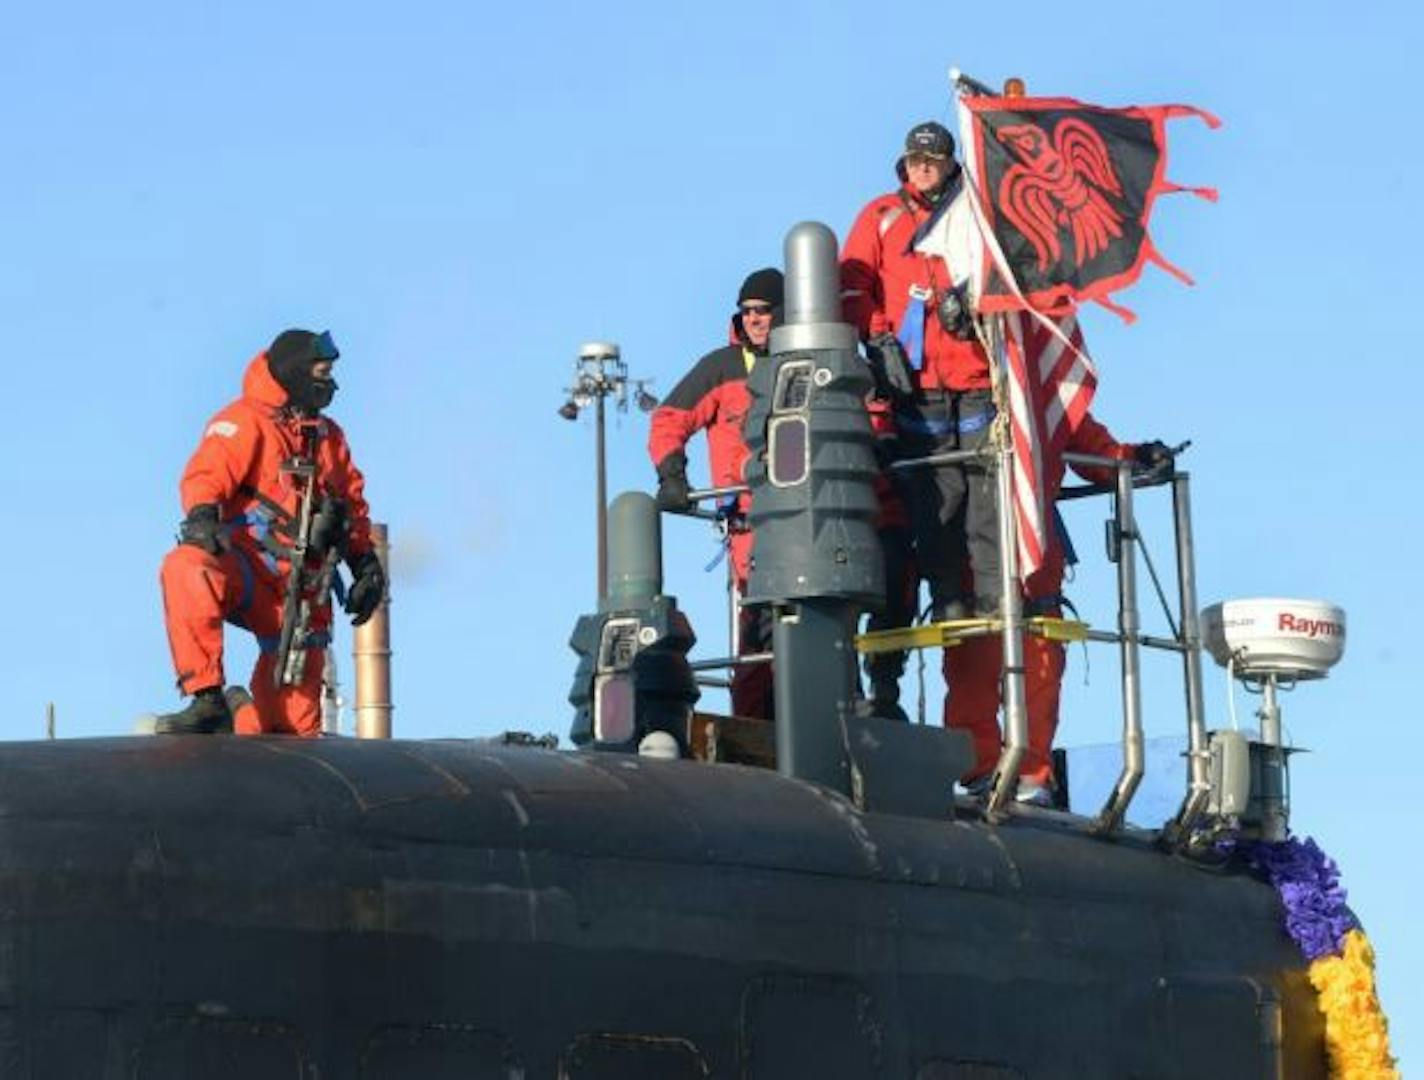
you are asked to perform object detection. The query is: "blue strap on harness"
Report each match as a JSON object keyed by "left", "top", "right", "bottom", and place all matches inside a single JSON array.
[
  {"left": 256, "top": 630, "right": 332, "bottom": 655},
  {"left": 226, "top": 508, "right": 282, "bottom": 575},
  {"left": 1052, "top": 505, "right": 1078, "bottom": 567},
  {"left": 703, "top": 496, "right": 741, "bottom": 573},
  {"left": 893, "top": 403, "right": 996, "bottom": 438},
  {"left": 897, "top": 291, "right": 927, "bottom": 372}
]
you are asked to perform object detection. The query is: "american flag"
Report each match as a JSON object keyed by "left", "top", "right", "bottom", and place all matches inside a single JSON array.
[{"left": 1001, "top": 312, "right": 1096, "bottom": 578}]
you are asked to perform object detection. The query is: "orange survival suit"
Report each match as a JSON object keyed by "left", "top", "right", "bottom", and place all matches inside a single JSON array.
[
  {"left": 159, "top": 351, "right": 374, "bottom": 735},
  {"left": 944, "top": 412, "right": 1136, "bottom": 787}
]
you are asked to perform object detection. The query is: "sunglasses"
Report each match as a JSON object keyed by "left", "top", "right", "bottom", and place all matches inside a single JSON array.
[{"left": 740, "top": 303, "right": 774, "bottom": 317}]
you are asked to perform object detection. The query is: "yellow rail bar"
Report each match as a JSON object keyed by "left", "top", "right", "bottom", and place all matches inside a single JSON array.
[{"left": 854, "top": 616, "right": 1090, "bottom": 656}]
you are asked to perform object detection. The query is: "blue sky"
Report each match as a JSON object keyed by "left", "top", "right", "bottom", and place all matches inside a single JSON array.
[{"left": 0, "top": 0, "right": 1416, "bottom": 1065}]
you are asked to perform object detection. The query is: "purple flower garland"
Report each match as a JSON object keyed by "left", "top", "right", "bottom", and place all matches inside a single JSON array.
[{"left": 1238, "top": 836, "right": 1358, "bottom": 961}]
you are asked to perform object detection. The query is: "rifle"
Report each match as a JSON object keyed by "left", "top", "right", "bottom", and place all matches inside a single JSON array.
[{"left": 273, "top": 427, "right": 346, "bottom": 688}]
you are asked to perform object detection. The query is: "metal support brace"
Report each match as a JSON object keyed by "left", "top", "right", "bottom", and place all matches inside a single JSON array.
[
  {"left": 1166, "top": 473, "right": 1212, "bottom": 842},
  {"left": 1093, "top": 464, "right": 1145, "bottom": 834},
  {"left": 855, "top": 616, "right": 1089, "bottom": 656},
  {"left": 687, "top": 483, "right": 751, "bottom": 503},
  {"left": 986, "top": 443, "right": 1027, "bottom": 816},
  {"left": 688, "top": 652, "right": 773, "bottom": 671},
  {"left": 1257, "top": 677, "right": 1289, "bottom": 842}
]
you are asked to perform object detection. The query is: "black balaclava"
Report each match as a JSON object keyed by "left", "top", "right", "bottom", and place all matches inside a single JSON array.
[{"left": 267, "top": 329, "right": 340, "bottom": 413}]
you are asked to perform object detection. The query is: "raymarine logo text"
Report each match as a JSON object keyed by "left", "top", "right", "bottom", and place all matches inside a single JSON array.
[{"left": 1278, "top": 613, "right": 1343, "bottom": 638}]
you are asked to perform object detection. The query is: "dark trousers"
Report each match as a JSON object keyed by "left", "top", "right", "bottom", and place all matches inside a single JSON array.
[
  {"left": 864, "top": 524, "right": 915, "bottom": 686},
  {"left": 894, "top": 390, "right": 1001, "bottom": 611}
]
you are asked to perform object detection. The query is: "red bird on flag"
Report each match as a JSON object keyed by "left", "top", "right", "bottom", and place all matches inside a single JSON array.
[
  {"left": 997, "top": 119, "right": 1126, "bottom": 274},
  {"left": 949, "top": 92, "right": 1219, "bottom": 321}
]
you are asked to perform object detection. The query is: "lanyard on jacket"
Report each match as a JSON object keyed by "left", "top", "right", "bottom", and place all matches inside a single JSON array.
[{"left": 897, "top": 286, "right": 932, "bottom": 371}]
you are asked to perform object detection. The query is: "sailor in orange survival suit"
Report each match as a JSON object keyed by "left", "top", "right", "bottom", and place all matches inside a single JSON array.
[
  {"left": 946, "top": 415, "right": 1175, "bottom": 805},
  {"left": 155, "top": 330, "right": 385, "bottom": 735}
]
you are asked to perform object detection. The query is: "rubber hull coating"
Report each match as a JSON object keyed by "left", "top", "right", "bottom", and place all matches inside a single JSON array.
[{"left": 0, "top": 737, "right": 1326, "bottom": 1078}]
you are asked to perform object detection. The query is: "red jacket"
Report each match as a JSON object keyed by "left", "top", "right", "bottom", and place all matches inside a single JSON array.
[
  {"left": 647, "top": 336, "right": 759, "bottom": 501},
  {"left": 842, "top": 185, "right": 991, "bottom": 392},
  {"left": 180, "top": 353, "right": 373, "bottom": 581},
  {"left": 1027, "top": 412, "right": 1136, "bottom": 599}
]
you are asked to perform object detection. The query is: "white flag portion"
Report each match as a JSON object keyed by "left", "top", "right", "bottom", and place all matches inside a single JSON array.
[
  {"left": 914, "top": 96, "right": 1099, "bottom": 582},
  {"left": 911, "top": 94, "right": 994, "bottom": 311}
]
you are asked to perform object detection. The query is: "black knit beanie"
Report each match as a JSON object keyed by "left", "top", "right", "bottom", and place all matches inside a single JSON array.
[{"left": 737, "top": 268, "right": 784, "bottom": 308}]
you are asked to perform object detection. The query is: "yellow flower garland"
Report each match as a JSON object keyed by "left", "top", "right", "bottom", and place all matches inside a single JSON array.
[{"left": 1307, "top": 929, "right": 1399, "bottom": 1079}]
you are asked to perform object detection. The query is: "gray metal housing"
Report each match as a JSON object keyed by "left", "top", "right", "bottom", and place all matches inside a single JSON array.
[
  {"left": 568, "top": 493, "right": 698, "bottom": 751},
  {"left": 743, "top": 223, "right": 883, "bottom": 608}
]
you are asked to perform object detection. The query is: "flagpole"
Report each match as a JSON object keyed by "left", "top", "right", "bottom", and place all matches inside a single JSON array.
[
  {"left": 984, "top": 316, "right": 1029, "bottom": 817},
  {"left": 947, "top": 70, "right": 1030, "bottom": 815}
]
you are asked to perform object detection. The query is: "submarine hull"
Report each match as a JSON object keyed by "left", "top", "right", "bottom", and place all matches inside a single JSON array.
[{"left": 0, "top": 737, "right": 1322, "bottom": 1078}]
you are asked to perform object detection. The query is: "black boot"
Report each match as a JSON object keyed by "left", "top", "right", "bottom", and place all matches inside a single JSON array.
[
  {"left": 155, "top": 686, "right": 232, "bottom": 734},
  {"left": 869, "top": 673, "right": 909, "bottom": 722}
]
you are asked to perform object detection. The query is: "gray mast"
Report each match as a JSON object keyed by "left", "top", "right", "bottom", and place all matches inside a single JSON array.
[{"left": 742, "top": 222, "right": 884, "bottom": 795}]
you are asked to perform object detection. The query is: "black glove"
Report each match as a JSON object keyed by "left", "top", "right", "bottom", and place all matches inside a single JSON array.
[
  {"left": 344, "top": 550, "right": 386, "bottom": 626},
  {"left": 935, "top": 284, "right": 976, "bottom": 340},
  {"left": 655, "top": 452, "right": 692, "bottom": 512},
  {"left": 865, "top": 332, "right": 916, "bottom": 398},
  {"left": 178, "top": 503, "right": 223, "bottom": 555},
  {"left": 309, "top": 496, "right": 348, "bottom": 559},
  {"left": 1133, "top": 440, "right": 1175, "bottom": 474}
]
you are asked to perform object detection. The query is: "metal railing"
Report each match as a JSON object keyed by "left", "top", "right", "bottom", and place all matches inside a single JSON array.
[{"left": 665, "top": 452, "right": 1211, "bottom": 840}]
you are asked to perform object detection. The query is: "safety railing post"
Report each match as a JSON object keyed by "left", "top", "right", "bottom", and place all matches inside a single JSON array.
[
  {"left": 986, "top": 440, "right": 1027, "bottom": 816},
  {"left": 1167, "top": 473, "right": 1211, "bottom": 840},
  {"left": 729, "top": 578, "right": 742, "bottom": 660},
  {"left": 1094, "top": 466, "right": 1144, "bottom": 833}
]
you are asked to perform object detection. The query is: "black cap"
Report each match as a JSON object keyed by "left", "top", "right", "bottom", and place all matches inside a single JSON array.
[
  {"left": 903, "top": 121, "right": 954, "bottom": 160},
  {"left": 737, "top": 267, "right": 784, "bottom": 308}
]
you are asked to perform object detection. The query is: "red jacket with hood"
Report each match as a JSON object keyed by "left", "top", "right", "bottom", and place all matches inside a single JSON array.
[
  {"left": 179, "top": 353, "right": 373, "bottom": 581},
  {"left": 841, "top": 185, "right": 991, "bottom": 392}
]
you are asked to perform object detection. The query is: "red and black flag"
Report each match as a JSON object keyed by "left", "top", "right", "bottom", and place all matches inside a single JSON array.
[
  {"left": 962, "top": 94, "right": 1219, "bottom": 321},
  {"left": 912, "top": 84, "right": 1217, "bottom": 581}
]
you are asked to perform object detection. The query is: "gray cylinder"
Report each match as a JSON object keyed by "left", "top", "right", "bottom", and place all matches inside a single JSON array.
[
  {"left": 772, "top": 600, "right": 855, "bottom": 792},
  {"left": 604, "top": 491, "right": 662, "bottom": 611},
  {"left": 741, "top": 221, "right": 885, "bottom": 799},
  {"left": 743, "top": 225, "right": 883, "bottom": 608},
  {"left": 569, "top": 490, "right": 697, "bottom": 753},
  {"left": 782, "top": 222, "right": 842, "bottom": 327}
]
